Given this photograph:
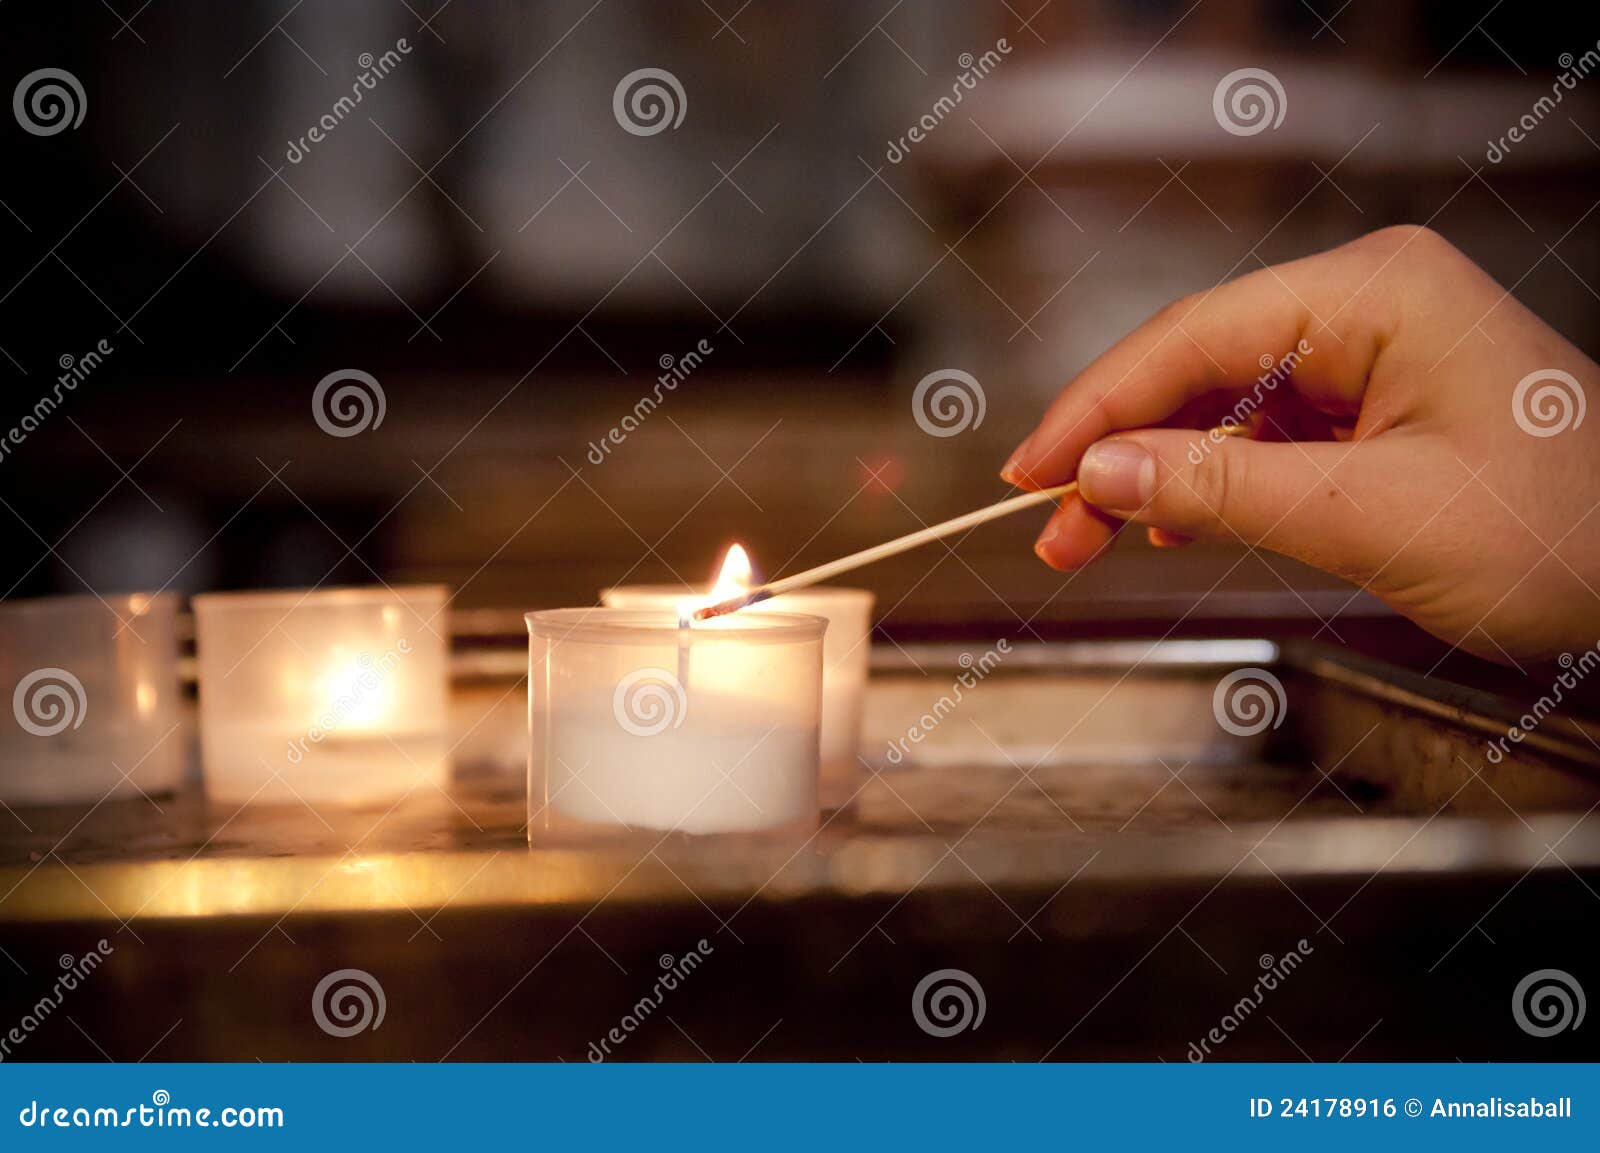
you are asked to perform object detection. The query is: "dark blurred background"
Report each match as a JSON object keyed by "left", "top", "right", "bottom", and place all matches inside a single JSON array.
[{"left": 2, "top": 0, "right": 1597, "bottom": 676}]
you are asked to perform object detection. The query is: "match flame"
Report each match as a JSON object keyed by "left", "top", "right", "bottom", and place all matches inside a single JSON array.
[{"left": 679, "top": 544, "right": 754, "bottom": 625}]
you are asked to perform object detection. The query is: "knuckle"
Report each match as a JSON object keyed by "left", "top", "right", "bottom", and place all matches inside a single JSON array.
[
  {"left": 1359, "top": 223, "right": 1457, "bottom": 264},
  {"left": 1185, "top": 444, "right": 1243, "bottom": 531},
  {"left": 1153, "top": 291, "right": 1205, "bottom": 331}
]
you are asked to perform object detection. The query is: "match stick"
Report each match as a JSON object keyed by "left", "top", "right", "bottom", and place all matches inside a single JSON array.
[
  {"left": 693, "top": 423, "right": 1251, "bottom": 621},
  {"left": 694, "top": 482, "right": 1077, "bottom": 620}
]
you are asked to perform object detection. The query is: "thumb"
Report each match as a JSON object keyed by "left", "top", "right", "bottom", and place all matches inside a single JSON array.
[{"left": 1072, "top": 430, "right": 1378, "bottom": 574}]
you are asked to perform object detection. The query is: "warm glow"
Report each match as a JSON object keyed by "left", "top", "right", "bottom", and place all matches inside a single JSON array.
[
  {"left": 710, "top": 543, "right": 753, "bottom": 597},
  {"left": 318, "top": 649, "right": 388, "bottom": 728},
  {"left": 679, "top": 543, "right": 755, "bottom": 624}
]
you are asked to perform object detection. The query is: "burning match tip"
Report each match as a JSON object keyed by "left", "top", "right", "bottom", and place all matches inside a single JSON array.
[{"left": 691, "top": 589, "right": 770, "bottom": 621}]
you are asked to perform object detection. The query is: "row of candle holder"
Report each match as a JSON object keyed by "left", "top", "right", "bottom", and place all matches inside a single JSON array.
[
  {"left": 0, "top": 584, "right": 874, "bottom": 841},
  {"left": 0, "top": 587, "right": 450, "bottom": 808}
]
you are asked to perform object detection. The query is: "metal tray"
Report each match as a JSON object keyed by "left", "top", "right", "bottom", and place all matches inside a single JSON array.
[{"left": 1, "top": 639, "right": 1596, "bottom": 1062}]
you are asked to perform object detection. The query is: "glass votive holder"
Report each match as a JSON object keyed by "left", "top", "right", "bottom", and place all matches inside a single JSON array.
[
  {"left": 600, "top": 586, "right": 874, "bottom": 809},
  {"left": 526, "top": 608, "right": 825, "bottom": 842},
  {"left": 193, "top": 585, "right": 449, "bottom": 805},
  {"left": 0, "top": 592, "right": 183, "bottom": 804}
]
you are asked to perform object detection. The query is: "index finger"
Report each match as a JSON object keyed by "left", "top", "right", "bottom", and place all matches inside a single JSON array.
[{"left": 1001, "top": 234, "right": 1398, "bottom": 490}]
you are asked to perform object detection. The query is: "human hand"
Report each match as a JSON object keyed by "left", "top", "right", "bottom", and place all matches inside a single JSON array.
[{"left": 1001, "top": 225, "right": 1600, "bottom": 664}]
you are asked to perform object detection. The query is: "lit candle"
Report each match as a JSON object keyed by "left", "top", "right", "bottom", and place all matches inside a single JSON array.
[
  {"left": 602, "top": 546, "right": 873, "bottom": 809},
  {"left": 526, "top": 600, "right": 825, "bottom": 841},
  {"left": 193, "top": 586, "right": 449, "bottom": 804}
]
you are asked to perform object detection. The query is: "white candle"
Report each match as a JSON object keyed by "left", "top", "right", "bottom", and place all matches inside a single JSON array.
[
  {"left": 526, "top": 608, "right": 824, "bottom": 841},
  {"left": 194, "top": 586, "right": 449, "bottom": 804},
  {"left": 547, "top": 700, "right": 816, "bottom": 834},
  {"left": 603, "top": 564, "right": 872, "bottom": 809}
]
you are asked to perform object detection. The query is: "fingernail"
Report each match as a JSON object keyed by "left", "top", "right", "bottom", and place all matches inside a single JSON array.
[
  {"left": 1079, "top": 441, "right": 1155, "bottom": 509},
  {"left": 1033, "top": 520, "right": 1059, "bottom": 563},
  {"left": 1000, "top": 434, "right": 1034, "bottom": 484}
]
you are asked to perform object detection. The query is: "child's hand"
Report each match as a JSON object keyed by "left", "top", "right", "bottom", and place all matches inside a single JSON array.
[{"left": 1002, "top": 226, "right": 1600, "bottom": 664}]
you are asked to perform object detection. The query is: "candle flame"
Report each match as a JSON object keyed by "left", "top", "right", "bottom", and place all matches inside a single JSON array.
[
  {"left": 710, "top": 543, "right": 753, "bottom": 597},
  {"left": 679, "top": 543, "right": 755, "bottom": 625}
]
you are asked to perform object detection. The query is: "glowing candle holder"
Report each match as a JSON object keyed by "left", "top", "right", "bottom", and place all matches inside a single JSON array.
[
  {"left": 526, "top": 608, "right": 824, "bottom": 842},
  {"left": 0, "top": 593, "right": 183, "bottom": 804},
  {"left": 603, "top": 583, "right": 874, "bottom": 810},
  {"left": 193, "top": 586, "right": 448, "bottom": 804}
]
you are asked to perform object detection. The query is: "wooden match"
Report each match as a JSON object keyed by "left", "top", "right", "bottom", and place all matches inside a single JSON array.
[{"left": 694, "top": 423, "right": 1252, "bottom": 621}]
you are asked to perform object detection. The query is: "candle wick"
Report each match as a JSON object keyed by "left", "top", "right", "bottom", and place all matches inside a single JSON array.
[{"left": 676, "top": 609, "right": 692, "bottom": 688}]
